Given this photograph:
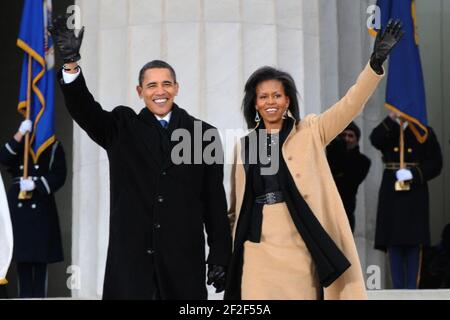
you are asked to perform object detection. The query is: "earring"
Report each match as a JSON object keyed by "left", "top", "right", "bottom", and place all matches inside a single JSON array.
[
  {"left": 255, "top": 111, "right": 261, "bottom": 123},
  {"left": 282, "top": 106, "right": 289, "bottom": 119}
]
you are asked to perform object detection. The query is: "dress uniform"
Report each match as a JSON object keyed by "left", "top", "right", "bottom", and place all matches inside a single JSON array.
[
  {"left": 370, "top": 116, "right": 442, "bottom": 289},
  {"left": 0, "top": 137, "right": 66, "bottom": 297}
]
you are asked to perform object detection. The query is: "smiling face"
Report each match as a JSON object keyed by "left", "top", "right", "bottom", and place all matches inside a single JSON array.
[
  {"left": 136, "top": 68, "right": 179, "bottom": 117},
  {"left": 255, "top": 79, "right": 290, "bottom": 131}
]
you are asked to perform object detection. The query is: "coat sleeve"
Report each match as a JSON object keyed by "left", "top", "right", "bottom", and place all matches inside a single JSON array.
[
  {"left": 58, "top": 69, "right": 119, "bottom": 149},
  {"left": 347, "top": 155, "right": 371, "bottom": 187},
  {"left": 202, "top": 128, "right": 232, "bottom": 266},
  {"left": 316, "top": 63, "right": 384, "bottom": 146},
  {"left": 0, "top": 138, "right": 21, "bottom": 168},
  {"left": 410, "top": 127, "right": 443, "bottom": 184},
  {"left": 326, "top": 138, "right": 347, "bottom": 175},
  {"left": 34, "top": 142, "right": 67, "bottom": 196},
  {"left": 369, "top": 116, "right": 398, "bottom": 151}
]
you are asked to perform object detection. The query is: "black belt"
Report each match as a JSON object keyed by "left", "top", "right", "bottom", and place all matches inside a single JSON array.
[
  {"left": 255, "top": 191, "right": 284, "bottom": 205},
  {"left": 384, "top": 162, "right": 419, "bottom": 170}
]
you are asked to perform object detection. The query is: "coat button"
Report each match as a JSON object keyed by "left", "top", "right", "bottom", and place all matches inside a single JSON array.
[
  {"left": 34, "top": 165, "right": 39, "bottom": 170},
  {"left": 408, "top": 148, "right": 412, "bottom": 153},
  {"left": 154, "top": 223, "right": 161, "bottom": 229},
  {"left": 31, "top": 204, "right": 37, "bottom": 209},
  {"left": 161, "top": 171, "right": 167, "bottom": 176},
  {"left": 17, "top": 203, "right": 23, "bottom": 208},
  {"left": 394, "top": 147, "right": 399, "bottom": 152},
  {"left": 20, "top": 165, "right": 24, "bottom": 170},
  {"left": 33, "top": 177, "right": 38, "bottom": 181},
  {"left": 157, "top": 196, "right": 164, "bottom": 203},
  {"left": 147, "top": 249, "right": 155, "bottom": 255}
]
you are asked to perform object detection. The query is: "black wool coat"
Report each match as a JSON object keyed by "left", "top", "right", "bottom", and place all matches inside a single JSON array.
[
  {"left": 0, "top": 139, "right": 66, "bottom": 263},
  {"left": 59, "top": 70, "right": 231, "bottom": 300},
  {"left": 370, "top": 117, "right": 442, "bottom": 251}
]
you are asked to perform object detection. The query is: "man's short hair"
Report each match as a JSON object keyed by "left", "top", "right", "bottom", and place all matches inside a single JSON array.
[
  {"left": 138, "top": 60, "right": 177, "bottom": 85},
  {"left": 345, "top": 122, "right": 361, "bottom": 141}
]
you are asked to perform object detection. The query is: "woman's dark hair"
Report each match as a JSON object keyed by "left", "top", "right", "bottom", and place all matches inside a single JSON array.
[
  {"left": 242, "top": 66, "right": 300, "bottom": 129},
  {"left": 138, "top": 60, "right": 177, "bottom": 85}
]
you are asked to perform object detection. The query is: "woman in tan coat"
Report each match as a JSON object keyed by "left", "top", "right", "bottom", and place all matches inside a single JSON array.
[{"left": 224, "top": 20, "right": 403, "bottom": 300}]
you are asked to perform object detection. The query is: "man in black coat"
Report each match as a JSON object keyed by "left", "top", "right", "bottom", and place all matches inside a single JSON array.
[
  {"left": 326, "top": 122, "right": 371, "bottom": 232},
  {"left": 370, "top": 112, "right": 442, "bottom": 289},
  {"left": 49, "top": 17, "right": 231, "bottom": 299},
  {"left": 0, "top": 120, "right": 66, "bottom": 298}
]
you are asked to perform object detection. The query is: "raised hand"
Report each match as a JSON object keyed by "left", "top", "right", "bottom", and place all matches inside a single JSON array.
[
  {"left": 48, "top": 15, "right": 84, "bottom": 64},
  {"left": 370, "top": 19, "right": 404, "bottom": 75}
]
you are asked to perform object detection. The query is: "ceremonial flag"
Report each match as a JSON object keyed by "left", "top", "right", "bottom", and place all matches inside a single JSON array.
[
  {"left": 370, "top": 0, "right": 428, "bottom": 142},
  {"left": 17, "top": 0, "right": 56, "bottom": 162}
]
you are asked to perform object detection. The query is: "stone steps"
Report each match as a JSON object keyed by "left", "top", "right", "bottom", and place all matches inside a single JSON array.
[{"left": 367, "top": 289, "right": 450, "bottom": 300}]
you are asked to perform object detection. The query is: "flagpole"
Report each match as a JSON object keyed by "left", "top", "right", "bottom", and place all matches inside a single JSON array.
[
  {"left": 395, "top": 120, "right": 410, "bottom": 191},
  {"left": 18, "top": 55, "right": 33, "bottom": 200}
]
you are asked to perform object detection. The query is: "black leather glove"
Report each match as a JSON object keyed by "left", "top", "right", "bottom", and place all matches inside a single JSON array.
[
  {"left": 207, "top": 264, "right": 227, "bottom": 293},
  {"left": 370, "top": 19, "right": 404, "bottom": 75},
  {"left": 48, "top": 15, "right": 84, "bottom": 63}
]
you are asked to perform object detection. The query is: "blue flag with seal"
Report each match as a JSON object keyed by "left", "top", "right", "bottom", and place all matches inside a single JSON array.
[
  {"left": 370, "top": 0, "right": 428, "bottom": 143},
  {"left": 17, "top": 0, "right": 55, "bottom": 162}
]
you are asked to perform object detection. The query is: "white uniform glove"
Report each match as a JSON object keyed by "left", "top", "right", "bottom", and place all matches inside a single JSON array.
[
  {"left": 20, "top": 177, "right": 36, "bottom": 192},
  {"left": 18, "top": 120, "right": 32, "bottom": 135},
  {"left": 396, "top": 168, "right": 413, "bottom": 182}
]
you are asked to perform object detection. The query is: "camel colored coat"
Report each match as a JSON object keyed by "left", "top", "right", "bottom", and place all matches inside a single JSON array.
[{"left": 228, "top": 63, "right": 383, "bottom": 300}]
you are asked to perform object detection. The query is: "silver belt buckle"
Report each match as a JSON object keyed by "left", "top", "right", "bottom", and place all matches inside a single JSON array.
[{"left": 265, "top": 192, "right": 277, "bottom": 205}]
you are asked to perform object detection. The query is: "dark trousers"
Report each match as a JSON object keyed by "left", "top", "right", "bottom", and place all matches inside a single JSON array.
[
  {"left": 152, "top": 273, "right": 161, "bottom": 300},
  {"left": 0, "top": 285, "right": 7, "bottom": 299},
  {"left": 388, "top": 246, "right": 421, "bottom": 289},
  {"left": 17, "top": 262, "right": 48, "bottom": 298}
]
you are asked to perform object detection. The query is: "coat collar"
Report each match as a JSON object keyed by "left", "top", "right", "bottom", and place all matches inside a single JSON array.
[
  {"left": 240, "top": 113, "right": 298, "bottom": 175},
  {"left": 136, "top": 104, "right": 182, "bottom": 169},
  {"left": 136, "top": 104, "right": 194, "bottom": 170},
  {"left": 138, "top": 104, "right": 181, "bottom": 131}
]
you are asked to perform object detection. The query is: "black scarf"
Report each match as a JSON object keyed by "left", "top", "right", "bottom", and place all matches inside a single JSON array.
[{"left": 247, "top": 119, "right": 351, "bottom": 287}]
